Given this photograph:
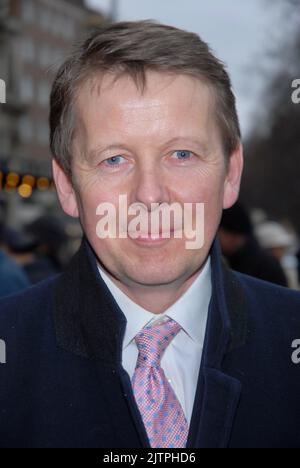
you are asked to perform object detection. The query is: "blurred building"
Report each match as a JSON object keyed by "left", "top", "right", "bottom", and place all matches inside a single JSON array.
[{"left": 0, "top": 0, "right": 106, "bottom": 223}]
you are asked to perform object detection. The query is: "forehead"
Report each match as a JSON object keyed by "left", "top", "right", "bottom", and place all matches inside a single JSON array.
[{"left": 75, "top": 71, "right": 218, "bottom": 147}]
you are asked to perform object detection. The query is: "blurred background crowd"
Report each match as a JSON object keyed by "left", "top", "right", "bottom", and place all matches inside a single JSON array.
[{"left": 0, "top": 0, "right": 300, "bottom": 297}]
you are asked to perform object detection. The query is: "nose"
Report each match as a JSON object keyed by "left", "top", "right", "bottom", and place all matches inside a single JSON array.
[{"left": 133, "top": 163, "right": 170, "bottom": 210}]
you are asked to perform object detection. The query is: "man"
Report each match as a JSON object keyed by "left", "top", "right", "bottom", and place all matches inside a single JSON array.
[
  {"left": 0, "top": 21, "right": 300, "bottom": 448},
  {"left": 218, "top": 202, "right": 288, "bottom": 287}
]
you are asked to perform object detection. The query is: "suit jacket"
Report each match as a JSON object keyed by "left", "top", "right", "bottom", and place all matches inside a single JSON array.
[{"left": 0, "top": 236, "right": 300, "bottom": 448}]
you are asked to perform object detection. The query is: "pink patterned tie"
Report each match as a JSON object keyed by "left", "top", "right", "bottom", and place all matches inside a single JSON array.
[{"left": 131, "top": 318, "right": 189, "bottom": 448}]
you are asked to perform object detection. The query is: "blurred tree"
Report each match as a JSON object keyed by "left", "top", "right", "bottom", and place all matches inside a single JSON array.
[{"left": 240, "top": 0, "right": 300, "bottom": 233}]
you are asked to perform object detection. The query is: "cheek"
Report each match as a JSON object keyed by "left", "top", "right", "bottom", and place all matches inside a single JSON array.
[
  {"left": 77, "top": 187, "right": 126, "bottom": 241},
  {"left": 76, "top": 189, "right": 104, "bottom": 233},
  {"left": 178, "top": 171, "right": 225, "bottom": 239},
  {"left": 178, "top": 171, "right": 225, "bottom": 205}
]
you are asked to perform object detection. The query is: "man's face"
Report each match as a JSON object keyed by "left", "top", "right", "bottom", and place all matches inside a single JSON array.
[{"left": 54, "top": 71, "right": 242, "bottom": 288}]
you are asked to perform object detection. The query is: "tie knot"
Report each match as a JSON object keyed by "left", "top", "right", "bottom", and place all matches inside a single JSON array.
[{"left": 135, "top": 318, "right": 181, "bottom": 368}]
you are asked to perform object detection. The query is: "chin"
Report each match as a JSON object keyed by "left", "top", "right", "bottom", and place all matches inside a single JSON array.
[
  {"left": 128, "top": 273, "right": 180, "bottom": 287},
  {"left": 122, "top": 262, "right": 187, "bottom": 286}
]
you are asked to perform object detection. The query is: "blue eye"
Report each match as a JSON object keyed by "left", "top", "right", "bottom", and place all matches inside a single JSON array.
[
  {"left": 174, "top": 150, "right": 192, "bottom": 160},
  {"left": 105, "top": 155, "right": 124, "bottom": 166}
]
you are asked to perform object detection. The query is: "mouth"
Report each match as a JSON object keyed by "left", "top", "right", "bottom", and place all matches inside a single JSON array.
[{"left": 127, "top": 229, "right": 177, "bottom": 246}]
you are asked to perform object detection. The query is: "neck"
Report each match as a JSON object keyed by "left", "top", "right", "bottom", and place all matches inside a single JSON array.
[{"left": 100, "top": 264, "right": 205, "bottom": 314}]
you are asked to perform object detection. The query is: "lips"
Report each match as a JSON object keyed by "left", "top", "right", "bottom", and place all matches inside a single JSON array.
[{"left": 128, "top": 229, "right": 175, "bottom": 239}]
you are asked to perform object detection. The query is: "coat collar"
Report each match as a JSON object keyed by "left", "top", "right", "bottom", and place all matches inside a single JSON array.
[
  {"left": 54, "top": 236, "right": 128, "bottom": 365},
  {"left": 186, "top": 239, "right": 247, "bottom": 448},
  {"left": 54, "top": 236, "right": 247, "bottom": 447},
  {"left": 54, "top": 236, "right": 247, "bottom": 362}
]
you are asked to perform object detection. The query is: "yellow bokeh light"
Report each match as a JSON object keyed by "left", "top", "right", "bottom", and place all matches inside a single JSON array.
[
  {"left": 6, "top": 172, "right": 20, "bottom": 188},
  {"left": 37, "top": 177, "right": 50, "bottom": 191},
  {"left": 18, "top": 184, "right": 32, "bottom": 198},
  {"left": 22, "top": 175, "right": 35, "bottom": 187}
]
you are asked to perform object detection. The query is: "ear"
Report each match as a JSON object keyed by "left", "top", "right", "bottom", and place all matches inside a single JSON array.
[
  {"left": 52, "top": 159, "right": 79, "bottom": 218},
  {"left": 222, "top": 143, "right": 244, "bottom": 209}
]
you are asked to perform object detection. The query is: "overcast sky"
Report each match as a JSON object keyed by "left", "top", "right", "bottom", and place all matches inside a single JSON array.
[{"left": 86, "top": 0, "right": 282, "bottom": 138}]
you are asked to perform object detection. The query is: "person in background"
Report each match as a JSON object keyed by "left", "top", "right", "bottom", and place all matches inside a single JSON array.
[
  {"left": 0, "top": 217, "right": 30, "bottom": 298},
  {"left": 2, "top": 216, "right": 70, "bottom": 285},
  {"left": 255, "top": 221, "right": 300, "bottom": 290},
  {"left": 218, "top": 202, "right": 288, "bottom": 287},
  {"left": 23, "top": 215, "right": 69, "bottom": 284}
]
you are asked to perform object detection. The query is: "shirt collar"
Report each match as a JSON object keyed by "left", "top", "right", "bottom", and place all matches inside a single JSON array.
[{"left": 98, "top": 256, "right": 211, "bottom": 350}]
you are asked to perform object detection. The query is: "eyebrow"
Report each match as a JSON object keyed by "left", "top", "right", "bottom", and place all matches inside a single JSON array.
[{"left": 87, "top": 137, "right": 211, "bottom": 161}]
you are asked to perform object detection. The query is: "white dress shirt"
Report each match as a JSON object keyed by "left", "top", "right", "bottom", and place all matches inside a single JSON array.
[{"left": 98, "top": 257, "right": 211, "bottom": 425}]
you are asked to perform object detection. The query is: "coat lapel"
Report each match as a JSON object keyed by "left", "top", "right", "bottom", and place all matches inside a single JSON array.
[{"left": 187, "top": 241, "right": 247, "bottom": 448}]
